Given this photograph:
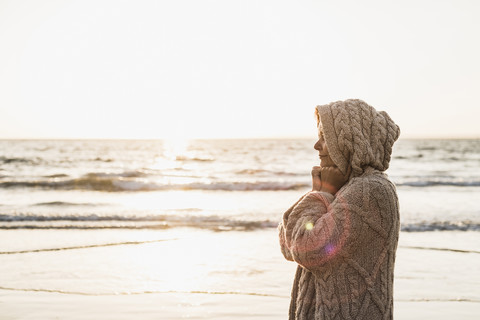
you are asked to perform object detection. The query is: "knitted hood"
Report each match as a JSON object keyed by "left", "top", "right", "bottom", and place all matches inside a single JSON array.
[{"left": 316, "top": 99, "right": 400, "bottom": 177}]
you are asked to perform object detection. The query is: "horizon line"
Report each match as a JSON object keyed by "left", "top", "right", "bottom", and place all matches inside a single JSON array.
[{"left": 1, "top": 135, "right": 479, "bottom": 141}]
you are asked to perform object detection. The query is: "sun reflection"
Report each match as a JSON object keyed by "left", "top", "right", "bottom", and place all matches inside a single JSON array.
[
  {"left": 149, "top": 137, "right": 191, "bottom": 171},
  {"left": 123, "top": 229, "right": 233, "bottom": 293},
  {"left": 163, "top": 137, "right": 190, "bottom": 161}
]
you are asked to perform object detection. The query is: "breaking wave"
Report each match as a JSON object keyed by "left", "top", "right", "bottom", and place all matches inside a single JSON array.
[
  {"left": 4, "top": 176, "right": 480, "bottom": 191},
  {"left": 0, "top": 213, "right": 279, "bottom": 231},
  {"left": 0, "top": 214, "right": 478, "bottom": 232},
  {"left": 3, "top": 170, "right": 480, "bottom": 193},
  {"left": 0, "top": 174, "right": 308, "bottom": 192}
]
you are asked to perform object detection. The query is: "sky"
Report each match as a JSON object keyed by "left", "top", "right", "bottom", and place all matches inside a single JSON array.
[{"left": 0, "top": 0, "right": 479, "bottom": 140}]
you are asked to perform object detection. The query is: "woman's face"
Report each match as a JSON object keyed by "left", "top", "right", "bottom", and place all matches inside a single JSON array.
[{"left": 314, "top": 123, "right": 335, "bottom": 167}]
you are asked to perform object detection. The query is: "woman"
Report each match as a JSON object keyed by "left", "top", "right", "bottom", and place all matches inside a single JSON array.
[{"left": 279, "top": 99, "right": 401, "bottom": 320}]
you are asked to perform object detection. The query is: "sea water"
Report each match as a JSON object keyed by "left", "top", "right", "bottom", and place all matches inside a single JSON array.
[
  {"left": 1, "top": 138, "right": 479, "bottom": 231},
  {"left": 0, "top": 139, "right": 479, "bottom": 318}
]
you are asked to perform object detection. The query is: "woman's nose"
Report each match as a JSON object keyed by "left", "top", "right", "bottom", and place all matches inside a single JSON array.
[{"left": 314, "top": 139, "right": 322, "bottom": 151}]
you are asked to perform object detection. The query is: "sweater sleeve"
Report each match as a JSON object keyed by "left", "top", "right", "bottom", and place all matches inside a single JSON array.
[
  {"left": 278, "top": 193, "right": 308, "bottom": 262},
  {"left": 280, "top": 181, "right": 370, "bottom": 270}
]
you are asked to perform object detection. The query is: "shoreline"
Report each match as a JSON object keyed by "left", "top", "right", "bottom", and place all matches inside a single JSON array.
[{"left": 1, "top": 229, "right": 479, "bottom": 319}]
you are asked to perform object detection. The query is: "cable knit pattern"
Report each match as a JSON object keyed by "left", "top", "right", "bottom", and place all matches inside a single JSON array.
[
  {"left": 279, "top": 100, "right": 400, "bottom": 319},
  {"left": 316, "top": 99, "right": 400, "bottom": 177}
]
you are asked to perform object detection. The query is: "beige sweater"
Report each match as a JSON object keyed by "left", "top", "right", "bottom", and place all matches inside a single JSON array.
[{"left": 279, "top": 100, "right": 400, "bottom": 320}]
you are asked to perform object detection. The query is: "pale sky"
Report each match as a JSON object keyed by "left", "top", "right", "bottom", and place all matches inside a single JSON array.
[{"left": 1, "top": 0, "right": 479, "bottom": 139}]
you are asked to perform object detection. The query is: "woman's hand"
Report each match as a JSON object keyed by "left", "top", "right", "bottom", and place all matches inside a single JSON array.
[
  {"left": 311, "top": 166, "right": 322, "bottom": 191},
  {"left": 311, "top": 165, "right": 351, "bottom": 195}
]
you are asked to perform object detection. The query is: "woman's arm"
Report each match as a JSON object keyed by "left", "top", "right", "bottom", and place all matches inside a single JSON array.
[
  {"left": 279, "top": 164, "right": 349, "bottom": 263},
  {"left": 279, "top": 193, "right": 309, "bottom": 261},
  {"left": 280, "top": 180, "right": 369, "bottom": 270}
]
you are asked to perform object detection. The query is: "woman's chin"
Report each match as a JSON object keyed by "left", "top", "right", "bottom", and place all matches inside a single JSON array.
[{"left": 320, "top": 158, "right": 336, "bottom": 167}]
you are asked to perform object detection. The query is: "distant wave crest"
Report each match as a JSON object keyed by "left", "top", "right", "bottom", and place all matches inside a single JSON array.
[
  {"left": 401, "top": 220, "right": 480, "bottom": 232},
  {"left": 33, "top": 201, "right": 100, "bottom": 207},
  {"left": 396, "top": 180, "right": 480, "bottom": 187},
  {"left": 235, "top": 169, "right": 302, "bottom": 176},
  {"left": 0, "top": 156, "right": 40, "bottom": 165}
]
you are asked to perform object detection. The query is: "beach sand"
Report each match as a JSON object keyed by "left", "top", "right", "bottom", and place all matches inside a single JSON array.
[
  {"left": 3, "top": 291, "right": 478, "bottom": 320},
  {"left": 1, "top": 229, "right": 479, "bottom": 319}
]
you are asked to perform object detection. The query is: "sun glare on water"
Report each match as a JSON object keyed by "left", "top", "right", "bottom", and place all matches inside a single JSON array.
[
  {"left": 149, "top": 137, "right": 191, "bottom": 171},
  {"left": 163, "top": 137, "right": 191, "bottom": 161}
]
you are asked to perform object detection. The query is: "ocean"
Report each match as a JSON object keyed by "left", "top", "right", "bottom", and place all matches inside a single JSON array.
[
  {"left": 1, "top": 138, "right": 479, "bottom": 231},
  {"left": 1, "top": 138, "right": 479, "bottom": 319}
]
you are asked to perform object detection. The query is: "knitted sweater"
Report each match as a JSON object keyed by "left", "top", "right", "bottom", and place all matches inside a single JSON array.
[{"left": 279, "top": 100, "right": 400, "bottom": 320}]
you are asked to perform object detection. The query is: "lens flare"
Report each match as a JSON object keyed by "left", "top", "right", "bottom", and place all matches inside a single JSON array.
[{"left": 325, "top": 243, "right": 336, "bottom": 256}]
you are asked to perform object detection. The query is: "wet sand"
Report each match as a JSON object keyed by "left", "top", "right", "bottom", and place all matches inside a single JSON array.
[{"left": 1, "top": 229, "right": 479, "bottom": 319}]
